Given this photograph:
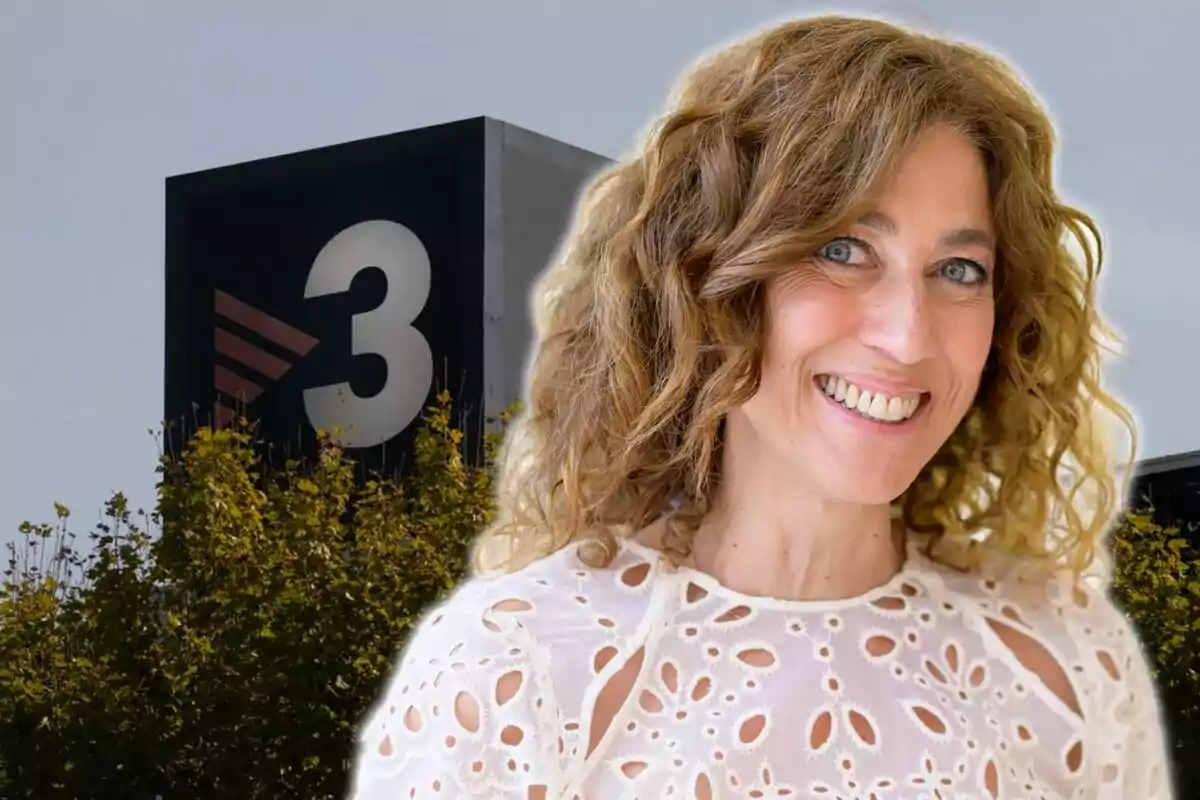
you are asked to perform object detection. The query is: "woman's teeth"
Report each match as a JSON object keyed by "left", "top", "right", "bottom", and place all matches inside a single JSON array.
[{"left": 818, "top": 374, "right": 922, "bottom": 423}]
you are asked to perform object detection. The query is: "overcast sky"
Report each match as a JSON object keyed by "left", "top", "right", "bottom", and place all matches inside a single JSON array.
[{"left": 2, "top": 0, "right": 1197, "bottom": 545}]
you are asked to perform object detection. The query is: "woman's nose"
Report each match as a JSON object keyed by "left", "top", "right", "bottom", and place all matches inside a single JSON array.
[{"left": 857, "top": 274, "right": 936, "bottom": 366}]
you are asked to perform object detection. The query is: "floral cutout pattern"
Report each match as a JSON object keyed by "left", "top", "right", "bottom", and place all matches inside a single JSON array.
[{"left": 350, "top": 538, "right": 1171, "bottom": 799}]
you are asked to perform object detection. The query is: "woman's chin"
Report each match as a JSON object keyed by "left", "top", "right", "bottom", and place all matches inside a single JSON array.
[
  {"left": 799, "top": 457, "right": 922, "bottom": 507},
  {"left": 830, "top": 482, "right": 913, "bottom": 508}
]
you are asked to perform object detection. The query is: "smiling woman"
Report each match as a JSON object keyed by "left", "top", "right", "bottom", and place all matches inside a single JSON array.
[{"left": 350, "top": 14, "right": 1170, "bottom": 800}]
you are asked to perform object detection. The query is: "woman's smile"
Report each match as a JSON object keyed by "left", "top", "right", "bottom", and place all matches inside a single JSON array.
[
  {"left": 814, "top": 373, "right": 927, "bottom": 423},
  {"left": 813, "top": 373, "right": 932, "bottom": 435}
]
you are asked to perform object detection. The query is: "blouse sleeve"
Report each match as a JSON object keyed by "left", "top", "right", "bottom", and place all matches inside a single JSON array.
[
  {"left": 1076, "top": 584, "right": 1174, "bottom": 799},
  {"left": 348, "top": 582, "right": 564, "bottom": 799},
  {"left": 1111, "top": 613, "right": 1173, "bottom": 799}
]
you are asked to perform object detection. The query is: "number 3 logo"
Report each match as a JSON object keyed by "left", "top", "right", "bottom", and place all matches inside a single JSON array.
[{"left": 302, "top": 220, "right": 434, "bottom": 448}]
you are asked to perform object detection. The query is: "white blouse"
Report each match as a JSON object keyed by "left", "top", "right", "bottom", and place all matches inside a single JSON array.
[{"left": 350, "top": 537, "right": 1171, "bottom": 799}]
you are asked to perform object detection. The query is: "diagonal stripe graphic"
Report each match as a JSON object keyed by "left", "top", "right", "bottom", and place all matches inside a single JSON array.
[
  {"left": 215, "top": 327, "right": 292, "bottom": 380},
  {"left": 214, "top": 290, "right": 319, "bottom": 356},
  {"left": 214, "top": 364, "right": 265, "bottom": 403}
]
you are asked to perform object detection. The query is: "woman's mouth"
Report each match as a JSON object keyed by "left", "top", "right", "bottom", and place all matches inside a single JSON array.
[{"left": 814, "top": 374, "right": 929, "bottom": 425}]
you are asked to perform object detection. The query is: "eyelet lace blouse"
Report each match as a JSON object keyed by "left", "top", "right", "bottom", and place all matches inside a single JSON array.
[{"left": 350, "top": 537, "right": 1171, "bottom": 799}]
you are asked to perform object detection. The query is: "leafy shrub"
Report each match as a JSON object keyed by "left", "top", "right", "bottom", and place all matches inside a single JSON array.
[
  {"left": 1108, "top": 506, "right": 1200, "bottom": 795},
  {"left": 0, "top": 391, "right": 503, "bottom": 799}
]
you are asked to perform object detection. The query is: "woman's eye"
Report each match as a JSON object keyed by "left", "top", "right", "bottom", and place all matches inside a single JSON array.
[
  {"left": 818, "top": 238, "right": 865, "bottom": 265},
  {"left": 941, "top": 258, "right": 988, "bottom": 285}
]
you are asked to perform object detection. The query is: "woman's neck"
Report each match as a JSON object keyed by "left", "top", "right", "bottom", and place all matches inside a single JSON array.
[{"left": 684, "top": 489, "right": 907, "bottom": 602}]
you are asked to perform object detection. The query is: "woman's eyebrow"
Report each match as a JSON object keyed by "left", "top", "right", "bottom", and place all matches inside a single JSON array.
[{"left": 856, "top": 210, "right": 994, "bottom": 249}]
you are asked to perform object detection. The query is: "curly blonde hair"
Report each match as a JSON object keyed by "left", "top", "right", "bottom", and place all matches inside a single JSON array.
[{"left": 474, "top": 15, "right": 1135, "bottom": 581}]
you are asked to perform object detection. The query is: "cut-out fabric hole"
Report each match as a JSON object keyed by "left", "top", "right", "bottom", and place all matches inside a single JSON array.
[
  {"left": 847, "top": 707, "right": 877, "bottom": 747},
  {"left": 873, "top": 595, "right": 907, "bottom": 611},
  {"left": 455, "top": 691, "right": 481, "bottom": 733},
  {"left": 593, "top": 646, "right": 619, "bottom": 674},
  {"left": 736, "top": 647, "right": 777, "bottom": 668},
  {"left": 661, "top": 661, "right": 679, "bottom": 693},
  {"left": 1096, "top": 650, "right": 1121, "bottom": 681},
  {"left": 738, "top": 713, "right": 767, "bottom": 744},
  {"left": 906, "top": 702, "right": 949, "bottom": 737},
  {"left": 496, "top": 670, "right": 524, "bottom": 706},
  {"left": 809, "top": 708, "right": 834, "bottom": 752},
  {"left": 621, "top": 562, "right": 652, "bottom": 588},
  {"left": 492, "top": 598, "right": 533, "bottom": 613},
  {"left": 1065, "top": 739, "right": 1084, "bottom": 773},
  {"left": 968, "top": 664, "right": 987, "bottom": 688},
  {"left": 945, "top": 643, "right": 959, "bottom": 673},
  {"left": 588, "top": 646, "right": 646, "bottom": 757},
  {"left": 714, "top": 605, "right": 753, "bottom": 623},
  {"left": 985, "top": 617, "right": 1082, "bottom": 717},
  {"left": 865, "top": 634, "right": 897, "bottom": 657},
  {"left": 639, "top": 689, "right": 664, "bottom": 714},
  {"left": 981, "top": 759, "right": 1000, "bottom": 799}
]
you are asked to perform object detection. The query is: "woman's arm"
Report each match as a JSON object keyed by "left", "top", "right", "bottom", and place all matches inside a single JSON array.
[
  {"left": 1111, "top": 614, "right": 1173, "bottom": 799},
  {"left": 1067, "top": 581, "right": 1174, "bottom": 799}
]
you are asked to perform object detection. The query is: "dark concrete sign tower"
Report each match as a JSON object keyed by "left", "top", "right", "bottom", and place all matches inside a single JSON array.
[{"left": 165, "top": 117, "right": 611, "bottom": 475}]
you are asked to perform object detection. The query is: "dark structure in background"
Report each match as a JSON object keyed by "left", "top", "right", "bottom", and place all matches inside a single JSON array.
[
  {"left": 1131, "top": 450, "right": 1200, "bottom": 532},
  {"left": 165, "top": 117, "right": 611, "bottom": 476}
]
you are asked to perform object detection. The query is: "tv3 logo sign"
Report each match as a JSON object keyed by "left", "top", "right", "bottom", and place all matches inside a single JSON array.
[{"left": 212, "top": 220, "right": 434, "bottom": 449}]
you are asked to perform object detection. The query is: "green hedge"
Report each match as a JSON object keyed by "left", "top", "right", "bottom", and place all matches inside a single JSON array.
[{"left": 0, "top": 392, "right": 502, "bottom": 798}]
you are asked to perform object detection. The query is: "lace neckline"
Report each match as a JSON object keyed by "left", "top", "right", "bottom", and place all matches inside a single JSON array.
[{"left": 619, "top": 537, "right": 929, "bottom": 613}]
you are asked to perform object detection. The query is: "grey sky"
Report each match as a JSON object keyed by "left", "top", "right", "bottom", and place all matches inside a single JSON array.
[{"left": 2, "top": 0, "right": 1197, "bottom": 545}]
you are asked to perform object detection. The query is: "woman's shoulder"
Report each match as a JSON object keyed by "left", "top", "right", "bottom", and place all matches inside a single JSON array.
[
  {"left": 911, "top": 537, "right": 1141, "bottom": 661},
  {"left": 350, "top": 539, "right": 665, "bottom": 798},
  {"left": 913, "top": 539, "right": 1166, "bottom": 777},
  {"left": 455, "top": 536, "right": 667, "bottom": 634},
  {"left": 912, "top": 538, "right": 1126, "bottom": 629},
  {"left": 370, "top": 538, "right": 665, "bottom": 687}
]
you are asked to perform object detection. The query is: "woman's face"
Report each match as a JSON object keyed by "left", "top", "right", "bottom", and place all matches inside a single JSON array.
[{"left": 735, "top": 124, "right": 996, "bottom": 505}]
